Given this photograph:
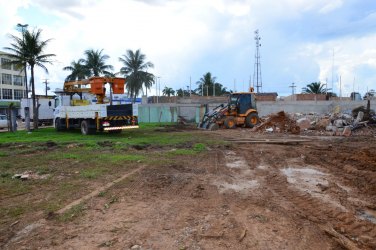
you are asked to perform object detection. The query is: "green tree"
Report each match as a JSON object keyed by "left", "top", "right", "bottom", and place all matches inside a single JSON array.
[
  {"left": 176, "top": 88, "right": 190, "bottom": 97},
  {"left": 63, "top": 58, "right": 90, "bottom": 81},
  {"left": 195, "top": 72, "right": 229, "bottom": 96},
  {"left": 84, "top": 49, "right": 114, "bottom": 76},
  {"left": 162, "top": 86, "right": 175, "bottom": 97},
  {"left": 4, "top": 28, "right": 55, "bottom": 129},
  {"left": 302, "top": 82, "right": 326, "bottom": 94},
  {"left": 119, "top": 49, "right": 154, "bottom": 102}
]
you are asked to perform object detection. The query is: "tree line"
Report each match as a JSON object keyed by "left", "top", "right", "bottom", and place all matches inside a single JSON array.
[{"left": 2, "top": 26, "right": 241, "bottom": 130}]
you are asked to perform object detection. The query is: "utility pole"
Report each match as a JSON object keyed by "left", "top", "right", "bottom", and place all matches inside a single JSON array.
[
  {"left": 16, "top": 23, "right": 30, "bottom": 132},
  {"left": 43, "top": 79, "right": 49, "bottom": 97},
  {"left": 189, "top": 76, "right": 192, "bottom": 97},
  {"left": 253, "top": 29, "right": 262, "bottom": 93},
  {"left": 289, "top": 82, "right": 296, "bottom": 96},
  {"left": 331, "top": 48, "right": 335, "bottom": 94}
]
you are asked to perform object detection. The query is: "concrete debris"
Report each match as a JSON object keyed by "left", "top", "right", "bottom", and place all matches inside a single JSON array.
[
  {"left": 296, "top": 118, "right": 311, "bottom": 130},
  {"left": 253, "top": 111, "right": 300, "bottom": 134},
  {"left": 342, "top": 126, "right": 352, "bottom": 137},
  {"left": 253, "top": 103, "right": 376, "bottom": 136},
  {"left": 12, "top": 171, "right": 50, "bottom": 180}
]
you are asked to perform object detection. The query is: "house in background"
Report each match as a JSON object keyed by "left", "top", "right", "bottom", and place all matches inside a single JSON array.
[{"left": 0, "top": 51, "right": 26, "bottom": 114}]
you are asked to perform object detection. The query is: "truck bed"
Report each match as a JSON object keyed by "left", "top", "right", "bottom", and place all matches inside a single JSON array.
[{"left": 58, "top": 104, "right": 136, "bottom": 119}]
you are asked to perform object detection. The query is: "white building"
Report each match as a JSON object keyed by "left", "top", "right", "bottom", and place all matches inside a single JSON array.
[{"left": 0, "top": 51, "right": 26, "bottom": 114}]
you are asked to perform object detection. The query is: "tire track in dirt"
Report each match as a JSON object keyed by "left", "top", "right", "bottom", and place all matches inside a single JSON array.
[{"left": 261, "top": 158, "right": 376, "bottom": 248}]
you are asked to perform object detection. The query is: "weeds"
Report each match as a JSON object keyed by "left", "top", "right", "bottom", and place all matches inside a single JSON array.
[{"left": 58, "top": 203, "right": 86, "bottom": 222}]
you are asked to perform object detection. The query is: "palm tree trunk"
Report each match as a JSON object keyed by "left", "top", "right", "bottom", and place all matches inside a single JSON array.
[{"left": 30, "top": 65, "right": 38, "bottom": 130}]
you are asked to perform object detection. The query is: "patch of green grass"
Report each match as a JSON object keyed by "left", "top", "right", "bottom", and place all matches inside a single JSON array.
[
  {"left": 167, "top": 149, "right": 198, "bottom": 156},
  {"left": 6, "top": 206, "right": 26, "bottom": 218},
  {"left": 58, "top": 203, "right": 86, "bottom": 222},
  {"left": 36, "top": 166, "right": 51, "bottom": 175},
  {"left": 0, "top": 152, "right": 8, "bottom": 157},
  {"left": 62, "top": 153, "right": 80, "bottom": 160},
  {"left": 193, "top": 143, "right": 206, "bottom": 152},
  {"left": 80, "top": 167, "right": 107, "bottom": 179},
  {"left": 108, "top": 154, "right": 146, "bottom": 163},
  {"left": 97, "top": 191, "right": 106, "bottom": 197},
  {"left": 0, "top": 162, "right": 11, "bottom": 170},
  {"left": 0, "top": 172, "right": 11, "bottom": 178}
]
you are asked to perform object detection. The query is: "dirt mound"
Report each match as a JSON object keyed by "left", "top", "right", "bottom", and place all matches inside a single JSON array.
[{"left": 253, "top": 111, "right": 300, "bottom": 134}]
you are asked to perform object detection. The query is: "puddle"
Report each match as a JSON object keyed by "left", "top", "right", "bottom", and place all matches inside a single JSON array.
[
  {"left": 217, "top": 180, "right": 259, "bottom": 193},
  {"left": 281, "top": 167, "right": 346, "bottom": 211},
  {"left": 226, "top": 160, "right": 248, "bottom": 169},
  {"left": 281, "top": 167, "right": 329, "bottom": 190},
  {"left": 358, "top": 209, "right": 376, "bottom": 224},
  {"left": 214, "top": 151, "right": 259, "bottom": 194},
  {"left": 257, "top": 165, "right": 268, "bottom": 170}
]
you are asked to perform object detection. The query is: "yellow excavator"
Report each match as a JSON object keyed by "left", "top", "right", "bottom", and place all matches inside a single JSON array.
[{"left": 198, "top": 88, "right": 259, "bottom": 130}]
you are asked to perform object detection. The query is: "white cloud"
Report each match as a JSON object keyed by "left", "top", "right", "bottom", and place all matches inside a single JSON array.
[{"left": 2, "top": 0, "right": 376, "bottom": 97}]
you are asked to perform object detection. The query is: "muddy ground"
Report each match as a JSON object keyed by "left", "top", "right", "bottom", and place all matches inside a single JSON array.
[{"left": 3, "top": 129, "right": 376, "bottom": 250}]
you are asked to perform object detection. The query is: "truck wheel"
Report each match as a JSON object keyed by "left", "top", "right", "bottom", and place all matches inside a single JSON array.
[
  {"left": 224, "top": 117, "right": 237, "bottom": 129},
  {"left": 55, "top": 118, "right": 64, "bottom": 131},
  {"left": 246, "top": 113, "right": 259, "bottom": 128},
  {"left": 81, "top": 120, "right": 93, "bottom": 135}
]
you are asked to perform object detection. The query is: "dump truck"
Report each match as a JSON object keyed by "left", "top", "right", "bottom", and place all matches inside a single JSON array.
[
  {"left": 198, "top": 88, "right": 259, "bottom": 130},
  {"left": 54, "top": 77, "right": 138, "bottom": 135}
]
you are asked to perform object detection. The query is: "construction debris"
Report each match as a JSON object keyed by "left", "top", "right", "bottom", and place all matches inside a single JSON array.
[
  {"left": 12, "top": 171, "right": 50, "bottom": 180},
  {"left": 253, "top": 111, "right": 300, "bottom": 134},
  {"left": 252, "top": 102, "right": 376, "bottom": 136}
]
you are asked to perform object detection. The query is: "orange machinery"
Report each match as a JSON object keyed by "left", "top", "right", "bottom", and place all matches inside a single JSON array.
[{"left": 63, "top": 77, "right": 125, "bottom": 104}]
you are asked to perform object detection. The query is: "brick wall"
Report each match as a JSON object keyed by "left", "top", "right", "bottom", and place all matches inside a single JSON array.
[{"left": 296, "top": 94, "right": 326, "bottom": 101}]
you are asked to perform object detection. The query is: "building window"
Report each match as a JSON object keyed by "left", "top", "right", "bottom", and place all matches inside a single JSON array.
[
  {"left": 1, "top": 58, "right": 12, "bottom": 70},
  {"left": 13, "top": 75, "right": 23, "bottom": 86},
  {"left": 14, "top": 89, "right": 23, "bottom": 100},
  {"left": 2, "top": 73, "right": 12, "bottom": 85},
  {"left": 13, "top": 64, "right": 23, "bottom": 71},
  {"left": 2, "top": 89, "right": 12, "bottom": 99}
]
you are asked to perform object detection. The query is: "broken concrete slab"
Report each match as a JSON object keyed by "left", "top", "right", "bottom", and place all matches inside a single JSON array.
[
  {"left": 297, "top": 118, "right": 311, "bottom": 130},
  {"left": 342, "top": 126, "right": 352, "bottom": 137}
]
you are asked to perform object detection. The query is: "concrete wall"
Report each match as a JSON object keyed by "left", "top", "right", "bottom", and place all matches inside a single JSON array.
[
  {"left": 257, "top": 100, "right": 375, "bottom": 116},
  {"left": 138, "top": 100, "right": 376, "bottom": 123}
]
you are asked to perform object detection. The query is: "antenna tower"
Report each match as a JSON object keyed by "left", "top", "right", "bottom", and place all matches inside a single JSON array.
[{"left": 253, "top": 29, "right": 262, "bottom": 93}]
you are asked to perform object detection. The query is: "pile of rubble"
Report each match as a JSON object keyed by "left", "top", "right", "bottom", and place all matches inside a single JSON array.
[
  {"left": 254, "top": 103, "right": 376, "bottom": 137},
  {"left": 253, "top": 111, "right": 300, "bottom": 134}
]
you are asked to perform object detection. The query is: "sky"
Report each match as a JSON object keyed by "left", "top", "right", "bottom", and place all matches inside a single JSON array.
[{"left": 1, "top": 0, "right": 376, "bottom": 97}]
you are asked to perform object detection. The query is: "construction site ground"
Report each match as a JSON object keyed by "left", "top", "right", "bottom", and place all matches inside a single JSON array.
[{"left": 1, "top": 126, "right": 376, "bottom": 249}]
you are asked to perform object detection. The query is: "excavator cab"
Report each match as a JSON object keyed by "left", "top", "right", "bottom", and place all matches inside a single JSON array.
[
  {"left": 198, "top": 89, "right": 260, "bottom": 130},
  {"left": 229, "top": 93, "right": 257, "bottom": 115}
]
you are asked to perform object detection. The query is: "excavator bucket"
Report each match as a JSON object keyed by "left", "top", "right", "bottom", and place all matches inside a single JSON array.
[{"left": 197, "top": 104, "right": 227, "bottom": 130}]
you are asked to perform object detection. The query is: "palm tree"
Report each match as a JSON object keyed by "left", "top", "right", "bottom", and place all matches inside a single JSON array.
[
  {"left": 119, "top": 49, "right": 154, "bottom": 103},
  {"left": 63, "top": 58, "right": 90, "bottom": 81},
  {"left": 4, "top": 28, "right": 55, "bottom": 129},
  {"left": 162, "top": 86, "right": 175, "bottom": 102},
  {"left": 84, "top": 49, "right": 114, "bottom": 76},
  {"left": 162, "top": 86, "right": 175, "bottom": 97},
  {"left": 302, "top": 82, "right": 326, "bottom": 94},
  {"left": 196, "top": 72, "right": 218, "bottom": 96},
  {"left": 195, "top": 72, "right": 229, "bottom": 96}
]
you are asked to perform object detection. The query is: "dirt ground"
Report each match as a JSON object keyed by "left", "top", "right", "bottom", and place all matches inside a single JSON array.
[{"left": 3, "top": 129, "right": 376, "bottom": 250}]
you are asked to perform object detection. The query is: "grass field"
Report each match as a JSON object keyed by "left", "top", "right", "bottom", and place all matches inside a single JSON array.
[{"left": 0, "top": 124, "right": 214, "bottom": 233}]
